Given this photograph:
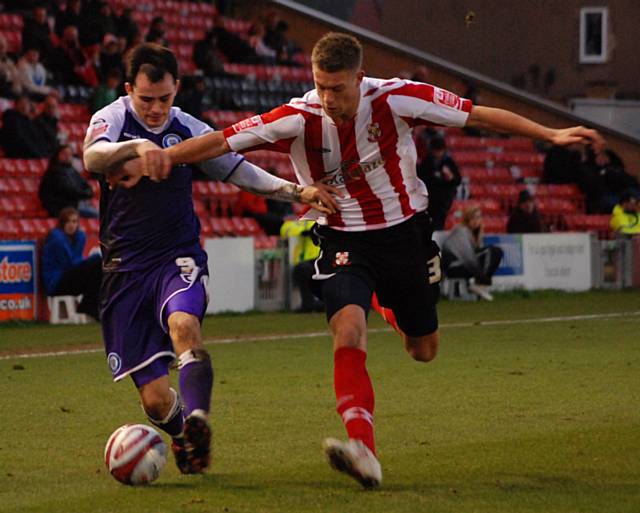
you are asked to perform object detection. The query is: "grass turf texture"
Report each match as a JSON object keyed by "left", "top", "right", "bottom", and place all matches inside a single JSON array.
[{"left": 0, "top": 289, "right": 638, "bottom": 512}]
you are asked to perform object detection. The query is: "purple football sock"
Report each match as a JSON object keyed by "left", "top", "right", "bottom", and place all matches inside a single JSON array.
[{"left": 178, "top": 349, "right": 213, "bottom": 417}]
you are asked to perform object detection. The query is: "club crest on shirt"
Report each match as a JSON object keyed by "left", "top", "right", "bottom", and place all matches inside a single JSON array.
[
  {"left": 367, "top": 122, "right": 382, "bottom": 142},
  {"left": 334, "top": 251, "right": 351, "bottom": 267},
  {"left": 162, "top": 133, "right": 182, "bottom": 147},
  {"left": 434, "top": 88, "right": 461, "bottom": 109}
]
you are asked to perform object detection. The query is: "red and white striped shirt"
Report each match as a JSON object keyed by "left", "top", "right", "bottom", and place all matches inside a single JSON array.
[{"left": 223, "top": 77, "right": 472, "bottom": 231}]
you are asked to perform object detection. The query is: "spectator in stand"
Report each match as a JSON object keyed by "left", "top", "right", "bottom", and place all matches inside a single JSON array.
[
  {"left": 263, "top": 11, "right": 299, "bottom": 65},
  {"left": 610, "top": 190, "right": 640, "bottom": 237},
  {"left": 79, "top": 0, "right": 116, "bottom": 46},
  {"left": 542, "top": 144, "right": 583, "bottom": 184},
  {"left": 115, "top": 7, "right": 139, "bottom": 47},
  {"left": 99, "top": 34, "right": 125, "bottom": 79},
  {"left": 41, "top": 206, "right": 102, "bottom": 321},
  {"left": 507, "top": 189, "right": 544, "bottom": 233},
  {"left": 145, "top": 16, "right": 169, "bottom": 47},
  {"left": 90, "top": 67, "right": 122, "bottom": 112},
  {"left": 416, "top": 135, "right": 461, "bottom": 230},
  {"left": 39, "top": 143, "right": 98, "bottom": 218},
  {"left": 280, "top": 219, "right": 324, "bottom": 313},
  {"left": 580, "top": 147, "right": 640, "bottom": 214},
  {"left": 52, "top": 25, "right": 99, "bottom": 87},
  {"left": 193, "top": 30, "right": 226, "bottom": 77},
  {"left": 16, "top": 46, "right": 54, "bottom": 99},
  {"left": 175, "top": 74, "right": 206, "bottom": 121},
  {"left": 55, "top": 0, "right": 83, "bottom": 38},
  {"left": 248, "top": 22, "right": 277, "bottom": 65},
  {"left": 441, "top": 206, "right": 503, "bottom": 301},
  {"left": 211, "top": 15, "right": 259, "bottom": 64},
  {"left": 0, "top": 94, "right": 49, "bottom": 158},
  {"left": 121, "top": 31, "right": 144, "bottom": 66},
  {"left": 0, "top": 34, "right": 21, "bottom": 97},
  {"left": 34, "top": 92, "right": 61, "bottom": 157},
  {"left": 21, "top": 4, "right": 54, "bottom": 67}
]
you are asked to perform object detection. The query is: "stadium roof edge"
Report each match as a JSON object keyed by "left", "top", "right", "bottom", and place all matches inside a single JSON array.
[{"left": 271, "top": 0, "right": 640, "bottom": 145}]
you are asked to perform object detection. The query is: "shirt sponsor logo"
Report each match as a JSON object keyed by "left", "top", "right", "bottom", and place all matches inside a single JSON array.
[
  {"left": 88, "top": 121, "right": 109, "bottom": 140},
  {"left": 162, "top": 133, "right": 183, "bottom": 147},
  {"left": 434, "top": 88, "right": 461, "bottom": 109},
  {"left": 323, "top": 157, "right": 386, "bottom": 186},
  {"left": 232, "top": 115, "right": 262, "bottom": 133}
]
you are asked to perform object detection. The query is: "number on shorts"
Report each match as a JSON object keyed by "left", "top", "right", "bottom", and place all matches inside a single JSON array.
[{"left": 427, "top": 254, "right": 441, "bottom": 284}]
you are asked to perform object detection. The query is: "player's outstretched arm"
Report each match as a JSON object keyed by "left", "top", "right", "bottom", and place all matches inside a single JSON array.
[
  {"left": 466, "top": 105, "right": 605, "bottom": 151},
  {"left": 165, "top": 130, "right": 231, "bottom": 166},
  {"left": 85, "top": 139, "right": 172, "bottom": 189},
  {"left": 227, "top": 161, "right": 341, "bottom": 215}
]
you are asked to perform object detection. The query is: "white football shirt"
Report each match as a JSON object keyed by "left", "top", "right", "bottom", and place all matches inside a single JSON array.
[{"left": 223, "top": 77, "right": 472, "bottom": 231}]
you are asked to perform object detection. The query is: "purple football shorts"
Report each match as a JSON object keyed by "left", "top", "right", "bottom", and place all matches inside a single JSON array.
[{"left": 101, "top": 254, "right": 209, "bottom": 386}]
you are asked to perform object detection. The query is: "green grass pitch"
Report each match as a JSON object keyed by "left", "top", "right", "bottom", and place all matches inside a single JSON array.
[{"left": 0, "top": 289, "right": 639, "bottom": 513}]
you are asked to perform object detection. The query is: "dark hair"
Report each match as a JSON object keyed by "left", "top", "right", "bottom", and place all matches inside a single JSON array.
[
  {"left": 312, "top": 32, "right": 362, "bottom": 72},
  {"left": 518, "top": 189, "right": 533, "bottom": 204},
  {"left": 429, "top": 135, "right": 446, "bottom": 151},
  {"left": 58, "top": 206, "right": 79, "bottom": 229},
  {"left": 126, "top": 43, "right": 178, "bottom": 84},
  {"left": 46, "top": 144, "right": 72, "bottom": 173}
]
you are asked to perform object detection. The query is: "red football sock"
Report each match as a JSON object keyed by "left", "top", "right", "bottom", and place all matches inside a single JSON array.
[
  {"left": 371, "top": 293, "right": 402, "bottom": 335},
  {"left": 333, "top": 347, "right": 376, "bottom": 454}
]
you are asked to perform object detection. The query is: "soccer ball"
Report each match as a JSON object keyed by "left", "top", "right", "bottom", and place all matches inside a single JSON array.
[{"left": 104, "top": 424, "right": 167, "bottom": 485}]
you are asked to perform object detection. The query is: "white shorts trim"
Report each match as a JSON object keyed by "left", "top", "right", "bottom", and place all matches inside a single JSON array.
[{"left": 113, "top": 351, "right": 176, "bottom": 382}]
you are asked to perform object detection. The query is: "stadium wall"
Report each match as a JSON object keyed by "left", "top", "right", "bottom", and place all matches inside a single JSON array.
[{"left": 265, "top": 0, "right": 640, "bottom": 176}]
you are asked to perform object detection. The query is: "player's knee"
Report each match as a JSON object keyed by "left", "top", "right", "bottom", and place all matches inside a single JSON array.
[
  {"left": 168, "top": 312, "right": 201, "bottom": 344},
  {"left": 405, "top": 332, "right": 439, "bottom": 362}
]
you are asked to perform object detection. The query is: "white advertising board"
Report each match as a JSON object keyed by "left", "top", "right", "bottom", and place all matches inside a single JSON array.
[{"left": 204, "top": 237, "right": 255, "bottom": 313}]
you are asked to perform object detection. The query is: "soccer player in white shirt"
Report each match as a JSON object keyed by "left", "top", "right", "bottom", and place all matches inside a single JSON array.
[{"left": 112, "top": 33, "right": 604, "bottom": 488}]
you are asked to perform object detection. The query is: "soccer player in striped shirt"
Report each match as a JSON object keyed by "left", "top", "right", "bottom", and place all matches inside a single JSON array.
[{"left": 113, "top": 33, "right": 603, "bottom": 488}]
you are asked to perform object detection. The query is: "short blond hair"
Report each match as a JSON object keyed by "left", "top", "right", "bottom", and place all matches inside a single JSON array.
[{"left": 311, "top": 32, "right": 363, "bottom": 72}]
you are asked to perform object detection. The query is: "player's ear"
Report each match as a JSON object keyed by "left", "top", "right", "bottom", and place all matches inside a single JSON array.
[
  {"left": 174, "top": 79, "right": 181, "bottom": 95},
  {"left": 356, "top": 69, "right": 365, "bottom": 84},
  {"left": 124, "top": 82, "right": 133, "bottom": 96}
]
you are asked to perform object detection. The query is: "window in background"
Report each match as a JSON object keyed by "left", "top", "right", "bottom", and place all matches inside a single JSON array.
[{"left": 580, "top": 7, "right": 608, "bottom": 63}]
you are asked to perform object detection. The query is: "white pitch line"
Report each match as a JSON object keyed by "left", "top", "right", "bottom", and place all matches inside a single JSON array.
[{"left": 1, "top": 310, "right": 639, "bottom": 361}]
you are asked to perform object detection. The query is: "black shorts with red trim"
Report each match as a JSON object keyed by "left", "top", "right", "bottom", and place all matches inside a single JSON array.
[{"left": 311, "top": 212, "right": 442, "bottom": 337}]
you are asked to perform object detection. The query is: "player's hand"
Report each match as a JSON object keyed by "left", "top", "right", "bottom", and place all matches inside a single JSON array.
[
  {"left": 107, "top": 158, "right": 143, "bottom": 189},
  {"left": 550, "top": 126, "right": 605, "bottom": 153},
  {"left": 106, "top": 141, "right": 172, "bottom": 189},
  {"left": 138, "top": 141, "right": 172, "bottom": 182},
  {"left": 299, "top": 182, "right": 342, "bottom": 214}
]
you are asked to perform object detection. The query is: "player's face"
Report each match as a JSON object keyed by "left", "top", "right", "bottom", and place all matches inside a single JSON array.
[
  {"left": 125, "top": 72, "right": 180, "bottom": 128},
  {"left": 313, "top": 66, "right": 364, "bottom": 124}
]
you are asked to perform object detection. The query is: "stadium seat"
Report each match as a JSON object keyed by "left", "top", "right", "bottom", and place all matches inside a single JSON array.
[
  {"left": 48, "top": 296, "right": 89, "bottom": 324},
  {"left": 482, "top": 215, "right": 508, "bottom": 233}
]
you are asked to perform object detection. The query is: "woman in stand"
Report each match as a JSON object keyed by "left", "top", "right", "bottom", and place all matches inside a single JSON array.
[{"left": 441, "top": 206, "right": 503, "bottom": 300}]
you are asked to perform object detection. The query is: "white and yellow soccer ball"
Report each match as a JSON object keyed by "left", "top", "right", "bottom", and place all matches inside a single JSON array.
[{"left": 104, "top": 424, "right": 167, "bottom": 485}]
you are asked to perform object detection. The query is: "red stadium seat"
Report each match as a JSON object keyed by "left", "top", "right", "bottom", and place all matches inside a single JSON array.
[{"left": 482, "top": 215, "right": 508, "bottom": 233}]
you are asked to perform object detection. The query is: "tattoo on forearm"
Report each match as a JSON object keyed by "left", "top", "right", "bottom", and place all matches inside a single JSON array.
[{"left": 248, "top": 182, "right": 303, "bottom": 202}]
